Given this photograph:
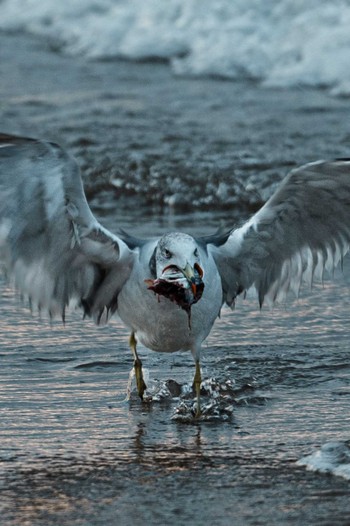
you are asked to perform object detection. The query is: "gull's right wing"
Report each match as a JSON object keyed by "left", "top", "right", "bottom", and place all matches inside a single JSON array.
[{"left": 0, "top": 133, "right": 135, "bottom": 323}]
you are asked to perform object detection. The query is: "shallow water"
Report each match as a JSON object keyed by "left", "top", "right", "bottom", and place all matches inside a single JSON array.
[
  {"left": 2, "top": 31, "right": 350, "bottom": 216},
  {"left": 1, "top": 214, "right": 350, "bottom": 525},
  {"left": 1, "top": 30, "right": 350, "bottom": 525}
]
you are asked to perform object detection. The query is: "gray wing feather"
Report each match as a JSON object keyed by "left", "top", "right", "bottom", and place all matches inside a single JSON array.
[
  {"left": 209, "top": 160, "right": 350, "bottom": 307},
  {"left": 0, "top": 134, "right": 134, "bottom": 322}
]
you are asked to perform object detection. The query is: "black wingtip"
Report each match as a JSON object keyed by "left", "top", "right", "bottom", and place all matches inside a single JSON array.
[
  {"left": 196, "top": 227, "right": 233, "bottom": 248},
  {"left": 0, "top": 133, "right": 38, "bottom": 144},
  {"left": 118, "top": 228, "right": 150, "bottom": 249}
]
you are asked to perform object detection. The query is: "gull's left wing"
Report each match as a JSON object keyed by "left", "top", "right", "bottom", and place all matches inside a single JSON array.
[
  {"left": 208, "top": 160, "right": 350, "bottom": 307},
  {"left": 0, "top": 133, "right": 135, "bottom": 323}
]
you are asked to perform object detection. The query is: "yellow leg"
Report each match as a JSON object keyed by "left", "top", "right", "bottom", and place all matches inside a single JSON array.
[
  {"left": 129, "top": 332, "right": 147, "bottom": 400},
  {"left": 193, "top": 360, "right": 202, "bottom": 418}
]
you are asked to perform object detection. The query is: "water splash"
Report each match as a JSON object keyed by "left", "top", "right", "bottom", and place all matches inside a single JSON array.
[
  {"left": 127, "top": 373, "right": 268, "bottom": 422},
  {"left": 297, "top": 441, "right": 350, "bottom": 480}
]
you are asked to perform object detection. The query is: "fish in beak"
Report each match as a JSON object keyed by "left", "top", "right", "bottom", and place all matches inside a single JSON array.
[{"left": 145, "top": 262, "right": 205, "bottom": 317}]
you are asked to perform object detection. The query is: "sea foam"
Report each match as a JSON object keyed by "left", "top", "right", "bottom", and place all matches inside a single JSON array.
[
  {"left": 1, "top": 0, "right": 350, "bottom": 96},
  {"left": 298, "top": 441, "right": 350, "bottom": 481}
]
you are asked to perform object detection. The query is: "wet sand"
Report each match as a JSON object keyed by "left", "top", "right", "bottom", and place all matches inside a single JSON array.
[{"left": 1, "top": 30, "right": 350, "bottom": 525}]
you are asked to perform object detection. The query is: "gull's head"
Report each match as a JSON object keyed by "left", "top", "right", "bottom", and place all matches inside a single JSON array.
[
  {"left": 155, "top": 233, "right": 204, "bottom": 290},
  {"left": 145, "top": 233, "right": 204, "bottom": 309}
]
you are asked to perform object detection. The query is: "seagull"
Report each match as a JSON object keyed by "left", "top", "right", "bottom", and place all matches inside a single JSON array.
[{"left": 1, "top": 133, "right": 350, "bottom": 416}]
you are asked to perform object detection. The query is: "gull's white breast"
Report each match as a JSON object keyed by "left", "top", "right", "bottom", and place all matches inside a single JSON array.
[{"left": 117, "top": 244, "right": 222, "bottom": 353}]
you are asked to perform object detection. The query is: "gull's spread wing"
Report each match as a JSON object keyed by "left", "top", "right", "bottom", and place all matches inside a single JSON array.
[
  {"left": 0, "top": 134, "right": 134, "bottom": 322},
  {"left": 209, "top": 160, "right": 350, "bottom": 307}
]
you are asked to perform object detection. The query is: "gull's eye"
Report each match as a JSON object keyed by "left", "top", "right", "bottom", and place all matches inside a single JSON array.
[
  {"left": 164, "top": 249, "right": 172, "bottom": 259},
  {"left": 194, "top": 248, "right": 199, "bottom": 258}
]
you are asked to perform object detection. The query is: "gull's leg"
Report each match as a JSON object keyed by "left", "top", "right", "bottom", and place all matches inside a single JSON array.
[
  {"left": 193, "top": 360, "right": 202, "bottom": 417},
  {"left": 191, "top": 347, "right": 202, "bottom": 417},
  {"left": 129, "top": 332, "right": 147, "bottom": 400}
]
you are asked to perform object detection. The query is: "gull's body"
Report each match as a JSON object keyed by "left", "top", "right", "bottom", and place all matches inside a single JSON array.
[
  {"left": 1, "top": 133, "right": 350, "bottom": 415},
  {"left": 117, "top": 238, "right": 222, "bottom": 355}
]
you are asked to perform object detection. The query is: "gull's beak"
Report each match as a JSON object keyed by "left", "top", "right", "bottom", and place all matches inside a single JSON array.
[{"left": 182, "top": 262, "right": 203, "bottom": 296}]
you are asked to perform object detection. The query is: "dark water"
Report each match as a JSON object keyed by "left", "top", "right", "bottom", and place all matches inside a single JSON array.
[{"left": 1, "top": 31, "right": 350, "bottom": 525}]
